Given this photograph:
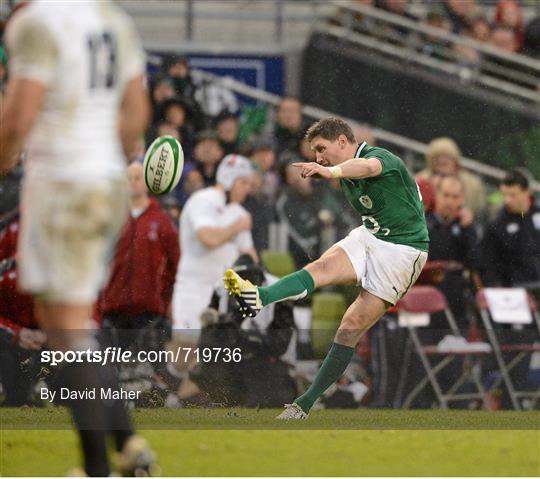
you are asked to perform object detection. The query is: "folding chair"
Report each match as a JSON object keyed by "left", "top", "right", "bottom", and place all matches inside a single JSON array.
[
  {"left": 398, "top": 286, "right": 491, "bottom": 409},
  {"left": 476, "top": 288, "right": 540, "bottom": 410}
]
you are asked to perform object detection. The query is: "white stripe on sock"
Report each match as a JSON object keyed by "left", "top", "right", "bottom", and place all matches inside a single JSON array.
[{"left": 275, "top": 289, "right": 308, "bottom": 303}]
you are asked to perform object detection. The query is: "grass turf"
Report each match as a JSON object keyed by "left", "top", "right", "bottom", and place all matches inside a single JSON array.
[{"left": 1, "top": 408, "right": 539, "bottom": 476}]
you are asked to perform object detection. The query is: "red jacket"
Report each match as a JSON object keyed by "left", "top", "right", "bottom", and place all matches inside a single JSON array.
[
  {"left": 99, "top": 199, "right": 180, "bottom": 316},
  {"left": 0, "top": 215, "right": 36, "bottom": 340}
]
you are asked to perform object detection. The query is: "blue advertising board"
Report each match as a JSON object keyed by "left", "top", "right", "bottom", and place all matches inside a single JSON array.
[{"left": 149, "top": 52, "right": 284, "bottom": 95}]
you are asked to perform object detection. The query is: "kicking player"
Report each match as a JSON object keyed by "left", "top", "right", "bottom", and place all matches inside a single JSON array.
[
  {"left": 224, "top": 117, "right": 429, "bottom": 419},
  {"left": 0, "top": 1, "right": 156, "bottom": 475}
]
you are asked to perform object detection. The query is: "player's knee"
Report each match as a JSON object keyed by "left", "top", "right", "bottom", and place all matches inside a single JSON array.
[
  {"left": 339, "top": 309, "right": 371, "bottom": 333},
  {"left": 335, "top": 312, "right": 369, "bottom": 346},
  {"left": 306, "top": 257, "right": 331, "bottom": 287}
]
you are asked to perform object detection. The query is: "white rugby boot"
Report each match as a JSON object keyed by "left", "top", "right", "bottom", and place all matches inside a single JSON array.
[{"left": 275, "top": 403, "right": 308, "bottom": 420}]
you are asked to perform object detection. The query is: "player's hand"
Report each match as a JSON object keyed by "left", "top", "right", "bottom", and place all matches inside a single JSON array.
[
  {"left": 292, "top": 162, "right": 332, "bottom": 179},
  {"left": 459, "top": 207, "right": 474, "bottom": 227}
]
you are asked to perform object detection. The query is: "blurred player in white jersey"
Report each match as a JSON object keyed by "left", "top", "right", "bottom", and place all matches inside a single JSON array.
[
  {"left": 0, "top": 1, "right": 155, "bottom": 475},
  {"left": 171, "top": 154, "right": 256, "bottom": 356}
]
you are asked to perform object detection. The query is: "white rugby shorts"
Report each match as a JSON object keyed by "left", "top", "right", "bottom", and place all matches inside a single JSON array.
[
  {"left": 18, "top": 177, "right": 128, "bottom": 303},
  {"left": 336, "top": 226, "right": 427, "bottom": 305},
  {"left": 171, "top": 283, "right": 214, "bottom": 341}
]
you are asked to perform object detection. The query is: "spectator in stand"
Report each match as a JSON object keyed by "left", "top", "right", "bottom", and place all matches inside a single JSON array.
[
  {"left": 162, "top": 55, "right": 198, "bottom": 103},
  {"left": 443, "top": 0, "right": 479, "bottom": 34},
  {"left": 177, "top": 163, "right": 205, "bottom": 207},
  {"left": 489, "top": 25, "right": 519, "bottom": 53},
  {"left": 156, "top": 120, "right": 181, "bottom": 141},
  {"left": 276, "top": 157, "right": 324, "bottom": 268},
  {"left": 523, "top": 16, "right": 540, "bottom": 58},
  {"left": 160, "top": 56, "right": 204, "bottom": 131},
  {"left": 159, "top": 97, "right": 195, "bottom": 139},
  {"left": 193, "top": 130, "right": 224, "bottom": 187},
  {"left": 453, "top": 15, "right": 491, "bottom": 64},
  {"left": 421, "top": 8, "right": 452, "bottom": 60},
  {"left": 215, "top": 111, "right": 240, "bottom": 156},
  {"left": 330, "top": 0, "right": 377, "bottom": 35},
  {"left": 99, "top": 161, "right": 180, "bottom": 353},
  {"left": 244, "top": 140, "right": 279, "bottom": 253},
  {"left": 150, "top": 75, "right": 175, "bottom": 116},
  {"left": 485, "top": 25, "right": 539, "bottom": 90},
  {"left": 274, "top": 96, "right": 306, "bottom": 156},
  {"left": 495, "top": 0, "right": 524, "bottom": 52},
  {"left": 481, "top": 170, "right": 540, "bottom": 287},
  {"left": 381, "top": 0, "right": 416, "bottom": 20},
  {"left": 250, "top": 138, "right": 280, "bottom": 203},
  {"left": 425, "top": 176, "right": 480, "bottom": 320},
  {"left": 468, "top": 15, "right": 491, "bottom": 43},
  {"left": 380, "top": 0, "right": 418, "bottom": 39},
  {"left": 417, "top": 137, "right": 486, "bottom": 217},
  {"left": 161, "top": 195, "right": 182, "bottom": 226},
  {"left": 296, "top": 135, "right": 317, "bottom": 163},
  {"left": 0, "top": 211, "right": 45, "bottom": 406}
]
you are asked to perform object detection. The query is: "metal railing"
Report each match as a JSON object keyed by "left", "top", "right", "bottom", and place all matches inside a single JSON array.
[
  {"left": 119, "top": 0, "right": 332, "bottom": 47},
  {"left": 190, "top": 68, "right": 540, "bottom": 193},
  {"left": 323, "top": 1, "right": 540, "bottom": 107}
]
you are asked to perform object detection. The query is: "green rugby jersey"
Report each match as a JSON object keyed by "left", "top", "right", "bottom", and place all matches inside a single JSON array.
[{"left": 339, "top": 142, "right": 429, "bottom": 252}]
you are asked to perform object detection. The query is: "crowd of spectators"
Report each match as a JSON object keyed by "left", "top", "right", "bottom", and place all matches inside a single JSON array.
[
  {"left": 333, "top": 0, "right": 540, "bottom": 92},
  {"left": 344, "top": 0, "right": 540, "bottom": 57}
]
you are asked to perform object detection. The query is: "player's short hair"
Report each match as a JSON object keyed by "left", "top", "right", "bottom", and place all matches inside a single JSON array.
[
  {"left": 305, "top": 117, "right": 356, "bottom": 144},
  {"left": 501, "top": 170, "right": 529, "bottom": 190}
]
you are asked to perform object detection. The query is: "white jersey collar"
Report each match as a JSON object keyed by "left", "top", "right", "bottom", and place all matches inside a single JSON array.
[{"left": 355, "top": 142, "right": 367, "bottom": 158}]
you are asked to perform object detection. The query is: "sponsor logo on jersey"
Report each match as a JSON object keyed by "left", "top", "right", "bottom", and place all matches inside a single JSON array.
[{"left": 359, "top": 195, "right": 373, "bottom": 209}]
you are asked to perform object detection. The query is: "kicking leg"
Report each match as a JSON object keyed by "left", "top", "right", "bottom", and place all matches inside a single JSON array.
[
  {"left": 280, "top": 290, "right": 389, "bottom": 418},
  {"left": 224, "top": 245, "right": 357, "bottom": 317}
]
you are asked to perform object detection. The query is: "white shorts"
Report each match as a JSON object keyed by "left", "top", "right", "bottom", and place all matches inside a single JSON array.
[
  {"left": 18, "top": 177, "right": 128, "bottom": 303},
  {"left": 171, "top": 283, "right": 214, "bottom": 341},
  {"left": 336, "top": 226, "right": 428, "bottom": 305}
]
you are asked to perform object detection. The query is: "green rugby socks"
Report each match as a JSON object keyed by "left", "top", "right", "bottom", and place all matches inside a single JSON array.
[
  {"left": 258, "top": 269, "right": 315, "bottom": 306},
  {"left": 295, "top": 342, "right": 355, "bottom": 414}
]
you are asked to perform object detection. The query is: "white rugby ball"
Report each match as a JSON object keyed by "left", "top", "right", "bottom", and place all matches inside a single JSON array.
[{"left": 143, "top": 135, "right": 184, "bottom": 195}]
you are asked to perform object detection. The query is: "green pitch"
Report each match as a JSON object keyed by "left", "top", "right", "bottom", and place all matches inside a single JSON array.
[{"left": 1, "top": 408, "right": 539, "bottom": 476}]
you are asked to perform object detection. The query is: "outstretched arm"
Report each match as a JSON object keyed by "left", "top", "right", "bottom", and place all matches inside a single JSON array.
[{"left": 293, "top": 157, "right": 382, "bottom": 180}]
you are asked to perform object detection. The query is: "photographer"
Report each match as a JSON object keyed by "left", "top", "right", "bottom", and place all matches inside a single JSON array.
[{"left": 191, "top": 254, "right": 297, "bottom": 407}]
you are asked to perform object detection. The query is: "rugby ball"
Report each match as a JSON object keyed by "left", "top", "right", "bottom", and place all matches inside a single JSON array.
[{"left": 143, "top": 136, "right": 184, "bottom": 195}]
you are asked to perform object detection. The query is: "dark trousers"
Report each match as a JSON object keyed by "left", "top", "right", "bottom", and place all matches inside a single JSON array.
[{"left": 0, "top": 331, "right": 42, "bottom": 406}]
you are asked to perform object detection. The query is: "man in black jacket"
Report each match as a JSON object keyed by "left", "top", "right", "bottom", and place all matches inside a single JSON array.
[
  {"left": 481, "top": 170, "right": 540, "bottom": 287},
  {"left": 426, "top": 175, "right": 480, "bottom": 321}
]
